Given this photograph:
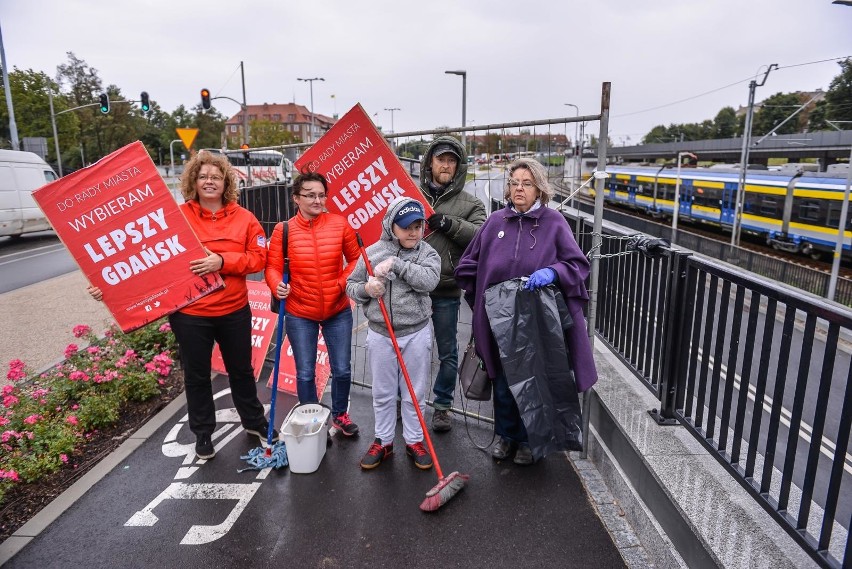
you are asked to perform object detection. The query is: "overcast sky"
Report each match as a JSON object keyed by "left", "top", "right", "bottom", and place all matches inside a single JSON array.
[{"left": 2, "top": 1, "right": 850, "bottom": 144}]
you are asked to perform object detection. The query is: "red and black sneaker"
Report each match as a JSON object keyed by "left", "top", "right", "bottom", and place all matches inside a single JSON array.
[
  {"left": 360, "top": 438, "right": 393, "bottom": 469},
  {"left": 332, "top": 412, "right": 360, "bottom": 437},
  {"left": 405, "top": 441, "right": 433, "bottom": 470}
]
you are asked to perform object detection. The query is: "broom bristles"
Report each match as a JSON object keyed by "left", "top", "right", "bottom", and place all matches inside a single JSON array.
[{"left": 419, "top": 471, "right": 469, "bottom": 512}]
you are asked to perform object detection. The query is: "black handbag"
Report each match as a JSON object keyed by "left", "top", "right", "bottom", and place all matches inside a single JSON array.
[
  {"left": 459, "top": 338, "right": 491, "bottom": 401},
  {"left": 270, "top": 221, "right": 289, "bottom": 314}
]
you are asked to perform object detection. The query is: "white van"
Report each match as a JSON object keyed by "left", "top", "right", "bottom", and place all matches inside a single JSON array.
[{"left": 0, "top": 150, "right": 58, "bottom": 238}]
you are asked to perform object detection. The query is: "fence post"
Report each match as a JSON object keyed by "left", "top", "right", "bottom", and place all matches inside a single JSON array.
[{"left": 649, "top": 250, "right": 691, "bottom": 425}]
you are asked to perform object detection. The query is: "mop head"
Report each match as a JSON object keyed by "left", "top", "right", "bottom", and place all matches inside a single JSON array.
[
  {"left": 419, "top": 471, "right": 470, "bottom": 512},
  {"left": 238, "top": 441, "right": 289, "bottom": 472}
]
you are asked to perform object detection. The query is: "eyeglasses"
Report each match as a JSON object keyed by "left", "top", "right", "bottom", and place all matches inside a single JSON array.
[
  {"left": 198, "top": 174, "right": 224, "bottom": 182},
  {"left": 508, "top": 179, "right": 536, "bottom": 190},
  {"left": 297, "top": 193, "right": 327, "bottom": 201}
]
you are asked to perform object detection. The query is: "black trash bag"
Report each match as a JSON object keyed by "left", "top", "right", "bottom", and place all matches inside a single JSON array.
[{"left": 484, "top": 278, "right": 583, "bottom": 460}]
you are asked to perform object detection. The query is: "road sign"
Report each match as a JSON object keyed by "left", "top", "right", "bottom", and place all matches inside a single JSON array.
[{"left": 176, "top": 128, "right": 199, "bottom": 150}]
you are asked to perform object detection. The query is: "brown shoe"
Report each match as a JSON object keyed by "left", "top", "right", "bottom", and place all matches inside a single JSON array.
[{"left": 431, "top": 409, "right": 452, "bottom": 432}]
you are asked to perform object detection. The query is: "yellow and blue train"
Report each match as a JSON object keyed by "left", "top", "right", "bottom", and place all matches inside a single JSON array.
[{"left": 589, "top": 164, "right": 851, "bottom": 260}]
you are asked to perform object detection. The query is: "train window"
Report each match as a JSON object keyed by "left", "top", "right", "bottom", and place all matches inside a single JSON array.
[
  {"left": 827, "top": 202, "right": 851, "bottom": 229},
  {"left": 798, "top": 200, "right": 822, "bottom": 223},
  {"left": 759, "top": 197, "right": 778, "bottom": 217},
  {"left": 743, "top": 193, "right": 760, "bottom": 214}
]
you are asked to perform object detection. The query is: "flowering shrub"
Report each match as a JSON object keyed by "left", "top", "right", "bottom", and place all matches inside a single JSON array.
[{"left": 0, "top": 320, "right": 176, "bottom": 503}]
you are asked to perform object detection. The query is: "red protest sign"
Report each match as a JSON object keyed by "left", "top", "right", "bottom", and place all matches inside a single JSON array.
[
  {"left": 212, "top": 281, "right": 277, "bottom": 380},
  {"left": 33, "top": 141, "right": 223, "bottom": 332},
  {"left": 294, "top": 103, "right": 432, "bottom": 247}
]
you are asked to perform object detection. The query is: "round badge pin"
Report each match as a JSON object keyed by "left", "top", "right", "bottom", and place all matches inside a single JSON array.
[{"left": 497, "top": 231, "right": 505, "bottom": 239}]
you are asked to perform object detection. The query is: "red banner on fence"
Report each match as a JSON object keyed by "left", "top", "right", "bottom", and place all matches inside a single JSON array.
[
  {"left": 212, "top": 280, "right": 277, "bottom": 380},
  {"left": 294, "top": 103, "right": 432, "bottom": 246},
  {"left": 33, "top": 141, "right": 223, "bottom": 332}
]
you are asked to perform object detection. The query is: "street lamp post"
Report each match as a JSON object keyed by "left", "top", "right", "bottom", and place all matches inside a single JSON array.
[
  {"left": 297, "top": 77, "right": 325, "bottom": 144},
  {"left": 383, "top": 107, "right": 400, "bottom": 133},
  {"left": 445, "top": 70, "right": 466, "bottom": 153}
]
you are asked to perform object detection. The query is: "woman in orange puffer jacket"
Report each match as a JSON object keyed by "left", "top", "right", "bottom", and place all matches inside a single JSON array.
[{"left": 265, "top": 171, "right": 361, "bottom": 436}]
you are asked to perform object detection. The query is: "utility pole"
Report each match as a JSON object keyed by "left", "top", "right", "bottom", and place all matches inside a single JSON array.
[
  {"left": 0, "top": 20, "right": 19, "bottom": 151},
  {"left": 48, "top": 88, "right": 62, "bottom": 175},
  {"left": 445, "top": 70, "right": 467, "bottom": 152},
  {"left": 240, "top": 61, "right": 249, "bottom": 148},
  {"left": 731, "top": 64, "right": 777, "bottom": 249}
]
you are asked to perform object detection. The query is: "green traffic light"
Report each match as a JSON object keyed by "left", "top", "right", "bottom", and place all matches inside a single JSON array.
[
  {"left": 99, "top": 93, "right": 110, "bottom": 114},
  {"left": 140, "top": 91, "right": 150, "bottom": 113}
]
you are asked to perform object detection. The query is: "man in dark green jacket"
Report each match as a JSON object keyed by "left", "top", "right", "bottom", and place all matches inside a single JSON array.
[{"left": 419, "top": 135, "right": 486, "bottom": 432}]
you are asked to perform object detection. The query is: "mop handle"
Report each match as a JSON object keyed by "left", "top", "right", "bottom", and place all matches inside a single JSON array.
[
  {"left": 357, "top": 234, "right": 445, "bottom": 480},
  {"left": 267, "top": 259, "right": 290, "bottom": 446}
]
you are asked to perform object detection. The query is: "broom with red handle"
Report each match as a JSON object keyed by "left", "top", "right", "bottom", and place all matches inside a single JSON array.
[{"left": 357, "top": 233, "right": 468, "bottom": 511}]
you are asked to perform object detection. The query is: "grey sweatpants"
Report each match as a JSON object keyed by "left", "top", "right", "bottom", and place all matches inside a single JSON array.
[{"left": 367, "top": 326, "right": 432, "bottom": 446}]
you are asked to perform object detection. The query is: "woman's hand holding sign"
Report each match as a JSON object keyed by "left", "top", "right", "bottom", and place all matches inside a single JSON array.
[{"left": 190, "top": 248, "right": 224, "bottom": 277}]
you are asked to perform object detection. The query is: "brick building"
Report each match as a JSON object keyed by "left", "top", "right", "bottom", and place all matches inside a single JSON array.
[{"left": 224, "top": 102, "right": 336, "bottom": 146}]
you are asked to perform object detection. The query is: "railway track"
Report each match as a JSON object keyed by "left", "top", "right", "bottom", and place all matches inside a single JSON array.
[{"left": 569, "top": 192, "right": 852, "bottom": 281}]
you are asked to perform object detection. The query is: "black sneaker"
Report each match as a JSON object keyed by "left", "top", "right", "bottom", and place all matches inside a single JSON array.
[
  {"left": 332, "top": 412, "right": 360, "bottom": 436},
  {"left": 513, "top": 443, "right": 534, "bottom": 466},
  {"left": 195, "top": 433, "right": 215, "bottom": 459},
  {"left": 360, "top": 438, "right": 393, "bottom": 469},
  {"left": 405, "top": 441, "right": 433, "bottom": 470},
  {"left": 431, "top": 409, "right": 453, "bottom": 432},
  {"left": 244, "top": 422, "right": 280, "bottom": 444}
]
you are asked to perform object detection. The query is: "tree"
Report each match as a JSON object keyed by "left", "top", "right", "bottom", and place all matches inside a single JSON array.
[
  {"left": 713, "top": 107, "right": 738, "bottom": 138},
  {"left": 751, "top": 92, "right": 802, "bottom": 136},
  {"left": 0, "top": 68, "right": 79, "bottom": 166},
  {"left": 823, "top": 57, "right": 852, "bottom": 125},
  {"left": 808, "top": 99, "right": 830, "bottom": 132}
]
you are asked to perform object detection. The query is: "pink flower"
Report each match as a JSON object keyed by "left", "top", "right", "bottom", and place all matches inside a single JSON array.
[
  {"left": 87, "top": 346, "right": 100, "bottom": 355},
  {"left": 3, "top": 395, "right": 19, "bottom": 408},
  {"left": 6, "top": 359, "right": 26, "bottom": 382},
  {"left": 1, "top": 430, "right": 20, "bottom": 443},
  {"left": 60, "top": 454, "right": 68, "bottom": 464},
  {"left": 0, "top": 470, "right": 20, "bottom": 482},
  {"left": 23, "top": 414, "right": 41, "bottom": 425},
  {"left": 66, "top": 415, "right": 79, "bottom": 426},
  {"left": 2, "top": 385, "right": 14, "bottom": 396},
  {"left": 158, "top": 323, "right": 172, "bottom": 333},
  {"left": 72, "top": 324, "right": 92, "bottom": 338},
  {"left": 0, "top": 417, "right": 9, "bottom": 427},
  {"left": 69, "top": 370, "right": 90, "bottom": 382},
  {"left": 64, "top": 344, "right": 79, "bottom": 359}
]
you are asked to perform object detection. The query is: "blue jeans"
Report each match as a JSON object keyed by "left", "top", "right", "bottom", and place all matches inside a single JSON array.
[
  {"left": 285, "top": 308, "right": 353, "bottom": 416},
  {"left": 430, "top": 296, "right": 460, "bottom": 410},
  {"left": 493, "top": 367, "right": 529, "bottom": 444}
]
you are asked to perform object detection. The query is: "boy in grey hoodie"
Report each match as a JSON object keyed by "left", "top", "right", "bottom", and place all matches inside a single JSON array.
[{"left": 346, "top": 197, "right": 440, "bottom": 470}]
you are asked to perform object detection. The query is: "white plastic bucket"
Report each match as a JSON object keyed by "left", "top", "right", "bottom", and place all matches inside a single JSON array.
[{"left": 280, "top": 403, "right": 330, "bottom": 474}]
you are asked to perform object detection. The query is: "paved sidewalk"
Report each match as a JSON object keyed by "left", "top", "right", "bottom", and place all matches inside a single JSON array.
[{"left": 0, "top": 271, "right": 112, "bottom": 384}]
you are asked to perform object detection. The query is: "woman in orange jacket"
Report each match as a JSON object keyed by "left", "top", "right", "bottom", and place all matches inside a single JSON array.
[
  {"left": 89, "top": 151, "right": 273, "bottom": 460},
  {"left": 265, "top": 171, "right": 361, "bottom": 436}
]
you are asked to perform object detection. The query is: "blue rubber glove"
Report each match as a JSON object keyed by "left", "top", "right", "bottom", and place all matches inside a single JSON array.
[{"left": 525, "top": 267, "right": 556, "bottom": 290}]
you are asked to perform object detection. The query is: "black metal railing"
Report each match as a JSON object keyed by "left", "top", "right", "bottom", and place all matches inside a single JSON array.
[
  {"left": 575, "top": 213, "right": 851, "bottom": 569},
  {"left": 576, "top": 200, "right": 852, "bottom": 307}
]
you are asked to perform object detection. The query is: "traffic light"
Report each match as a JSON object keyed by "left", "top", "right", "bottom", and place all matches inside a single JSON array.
[
  {"left": 98, "top": 93, "right": 109, "bottom": 114},
  {"left": 140, "top": 91, "right": 150, "bottom": 112},
  {"left": 201, "top": 88, "right": 211, "bottom": 110}
]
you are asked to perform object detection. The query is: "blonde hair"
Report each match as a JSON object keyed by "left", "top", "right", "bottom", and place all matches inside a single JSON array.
[
  {"left": 180, "top": 150, "right": 240, "bottom": 203},
  {"left": 503, "top": 158, "right": 554, "bottom": 205}
]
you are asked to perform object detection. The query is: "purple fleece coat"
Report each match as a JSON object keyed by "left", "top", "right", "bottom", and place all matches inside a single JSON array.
[{"left": 454, "top": 204, "right": 598, "bottom": 392}]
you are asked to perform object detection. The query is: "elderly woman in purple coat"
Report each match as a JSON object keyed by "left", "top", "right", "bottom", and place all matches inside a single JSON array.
[{"left": 454, "top": 158, "right": 597, "bottom": 465}]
